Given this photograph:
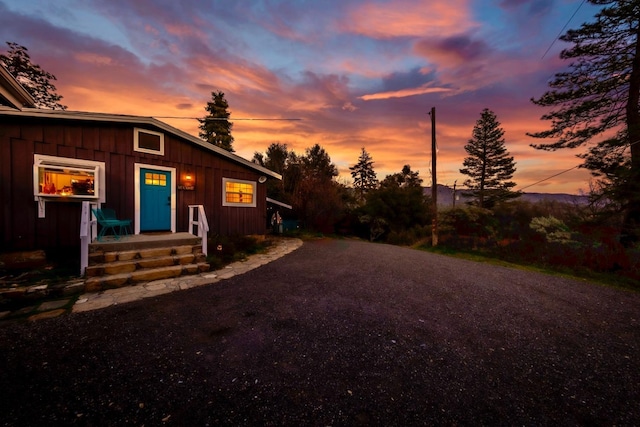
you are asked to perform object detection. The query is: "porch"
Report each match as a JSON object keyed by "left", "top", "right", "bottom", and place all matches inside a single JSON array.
[
  {"left": 85, "top": 232, "right": 209, "bottom": 293},
  {"left": 89, "top": 232, "right": 203, "bottom": 252},
  {"left": 80, "top": 203, "right": 211, "bottom": 293}
]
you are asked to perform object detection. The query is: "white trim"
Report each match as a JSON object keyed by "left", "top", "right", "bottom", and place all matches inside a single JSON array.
[
  {"left": 0, "top": 64, "right": 36, "bottom": 109},
  {"left": 222, "top": 177, "right": 257, "bottom": 208},
  {"left": 133, "top": 127, "right": 165, "bottom": 156},
  {"left": 0, "top": 108, "right": 281, "bottom": 180},
  {"left": 33, "top": 155, "right": 105, "bottom": 219},
  {"left": 134, "top": 163, "right": 176, "bottom": 234},
  {"left": 266, "top": 197, "right": 293, "bottom": 210}
]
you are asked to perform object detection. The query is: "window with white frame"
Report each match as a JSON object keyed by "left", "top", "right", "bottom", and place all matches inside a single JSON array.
[
  {"left": 134, "top": 128, "right": 164, "bottom": 155},
  {"left": 33, "top": 154, "right": 105, "bottom": 201},
  {"left": 222, "top": 177, "right": 256, "bottom": 207}
]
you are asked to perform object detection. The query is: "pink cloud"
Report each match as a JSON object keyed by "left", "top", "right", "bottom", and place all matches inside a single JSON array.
[
  {"left": 360, "top": 85, "right": 452, "bottom": 101},
  {"left": 341, "top": 0, "right": 477, "bottom": 39},
  {"left": 0, "top": 1, "right": 598, "bottom": 195}
]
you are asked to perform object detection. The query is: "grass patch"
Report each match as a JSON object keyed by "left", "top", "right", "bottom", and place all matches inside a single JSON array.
[{"left": 417, "top": 244, "right": 640, "bottom": 292}]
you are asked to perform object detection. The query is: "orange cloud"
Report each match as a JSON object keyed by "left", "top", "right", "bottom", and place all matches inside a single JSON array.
[
  {"left": 342, "top": 0, "right": 477, "bottom": 38},
  {"left": 73, "top": 52, "right": 114, "bottom": 66},
  {"left": 360, "top": 85, "right": 453, "bottom": 101},
  {"left": 3, "top": 0, "right": 597, "bottom": 196}
]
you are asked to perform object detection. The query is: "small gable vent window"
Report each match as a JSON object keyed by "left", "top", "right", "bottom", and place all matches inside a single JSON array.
[
  {"left": 222, "top": 178, "right": 256, "bottom": 207},
  {"left": 134, "top": 128, "right": 164, "bottom": 155}
]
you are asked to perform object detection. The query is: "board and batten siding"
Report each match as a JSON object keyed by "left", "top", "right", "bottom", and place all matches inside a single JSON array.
[{"left": 0, "top": 117, "right": 268, "bottom": 252}]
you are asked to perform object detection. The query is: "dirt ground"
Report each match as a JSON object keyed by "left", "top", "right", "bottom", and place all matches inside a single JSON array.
[{"left": 1, "top": 238, "right": 639, "bottom": 426}]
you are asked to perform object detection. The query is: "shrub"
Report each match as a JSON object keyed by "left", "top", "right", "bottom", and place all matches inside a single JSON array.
[
  {"left": 386, "top": 225, "right": 430, "bottom": 246},
  {"left": 357, "top": 215, "right": 388, "bottom": 242},
  {"left": 439, "top": 207, "right": 497, "bottom": 249},
  {"left": 530, "top": 216, "right": 576, "bottom": 244},
  {"left": 206, "top": 235, "right": 271, "bottom": 268}
]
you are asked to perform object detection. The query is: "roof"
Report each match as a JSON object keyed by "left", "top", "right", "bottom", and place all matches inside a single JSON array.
[
  {"left": 267, "top": 197, "right": 293, "bottom": 209},
  {"left": 0, "top": 68, "right": 279, "bottom": 179},
  {"left": 0, "top": 64, "right": 36, "bottom": 109},
  {"left": 0, "top": 107, "right": 281, "bottom": 180}
]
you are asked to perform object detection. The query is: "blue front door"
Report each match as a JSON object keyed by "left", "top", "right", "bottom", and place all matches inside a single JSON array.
[{"left": 140, "top": 168, "right": 171, "bottom": 231}]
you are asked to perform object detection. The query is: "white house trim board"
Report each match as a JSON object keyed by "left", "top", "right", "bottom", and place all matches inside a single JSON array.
[
  {"left": 33, "top": 154, "right": 106, "bottom": 218},
  {"left": 266, "top": 197, "right": 293, "bottom": 210},
  {"left": 0, "top": 108, "right": 281, "bottom": 180},
  {"left": 222, "top": 177, "right": 257, "bottom": 208},
  {"left": 133, "top": 127, "right": 165, "bottom": 156},
  {"left": 0, "top": 65, "right": 36, "bottom": 109},
  {"left": 134, "top": 163, "right": 176, "bottom": 234}
]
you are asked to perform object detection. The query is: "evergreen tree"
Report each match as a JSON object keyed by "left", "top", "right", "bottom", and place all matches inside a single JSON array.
[
  {"left": 301, "top": 144, "right": 338, "bottom": 180},
  {"left": 380, "top": 164, "right": 423, "bottom": 189},
  {"left": 528, "top": 1, "right": 640, "bottom": 244},
  {"left": 0, "top": 42, "right": 66, "bottom": 110},
  {"left": 264, "top": 142, "right": 289, "bottom": 176},
  {"left": 364, "top": 164, "right": 430, "bottom": 237},
  {"left": 253, "top": 143, "right": 291, "bottom": 202},
  {"left": 349, "top": 147, "right": 378, "bottom": 201},
  {"left": 284, "top": 151, "right": 304, "bottom": 197},
  {"left": 252, "top": 152, "right": 265, "bottom": 166},
  {"left": 292, "top": 144, "right": 341, "bottom": 231},
  {"left": 198, "top": 91, "right": 234, "bottom": 152},
  {"left": 460, "top": 108, "right": 517, "bottom": 209}
]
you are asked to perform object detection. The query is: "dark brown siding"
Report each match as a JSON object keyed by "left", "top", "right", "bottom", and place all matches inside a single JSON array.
[{"left": 0, "top": 116, "right": 269, "bottom": 252}]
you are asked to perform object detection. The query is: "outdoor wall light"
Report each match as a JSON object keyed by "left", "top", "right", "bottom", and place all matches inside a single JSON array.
[{"left": 179, "top": 171, "right": 196, "bottom": 190}]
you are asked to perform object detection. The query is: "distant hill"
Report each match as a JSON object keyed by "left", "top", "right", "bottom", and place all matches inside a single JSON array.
[{"left": 424, "top": 185, "right": 589, "bottom": 208}]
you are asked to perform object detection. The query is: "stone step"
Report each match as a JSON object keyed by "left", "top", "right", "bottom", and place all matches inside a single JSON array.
[
  {"left": 89, "top": 245, "right": 202, "bottom": 265},
  {"left": 83, "top": 236, "right": 209, "bottom": 294},
  {"left": 85, "top": 253, "right": 206, "bottom": 277},
  {"left": 84, "top": 263, "right": 210, "bottom": 292},
  {"left": 88, "top": 233, "right": 201, "bottom": 253}
]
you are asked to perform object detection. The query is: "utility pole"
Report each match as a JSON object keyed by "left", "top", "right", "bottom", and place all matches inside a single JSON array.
[
  {"left": 453, "top": 180, "right": 457, "bottom": 209},
  {"left": 430, "top": 107, "right": 438, "bottom": 246}
]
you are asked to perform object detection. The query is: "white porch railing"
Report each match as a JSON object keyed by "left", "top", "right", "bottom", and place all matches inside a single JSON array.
[
  {"left": 80, "top": 201, "right": 99, "bottom": 276},
  {"left": 188, "top": 205, "right": 209, "bottom": 256},
  {"left": 80, "top": 203, "right": 208, "bottom": 275}
]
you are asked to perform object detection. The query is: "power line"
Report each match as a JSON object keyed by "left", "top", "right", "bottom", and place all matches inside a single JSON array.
[
  {"left": 153, "top": 116, "right": 301, "bottom": 121},
  {"left": 516, "top": 164, "right": 581, "bottom": 192},
  {"left": 516, "top": 138, "right": 640, "bottom": 192},
  {"left": 541, "top": 0, "right": 586, "bottom": 60}
]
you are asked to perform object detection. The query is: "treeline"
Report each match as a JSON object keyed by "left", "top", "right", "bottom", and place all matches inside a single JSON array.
[
  {"left": 253, "top": 143, "right": 639, "bottom": 285},
  {"left": 252, "top": 143, "right": 430, "bottom": 239}
]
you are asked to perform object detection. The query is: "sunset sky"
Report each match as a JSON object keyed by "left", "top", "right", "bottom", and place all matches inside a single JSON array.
[{"left": 1, "top": 0, "right": 604, "bottom": 194}]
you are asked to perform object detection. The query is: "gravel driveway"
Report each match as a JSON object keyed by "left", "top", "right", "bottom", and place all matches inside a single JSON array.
[{"left": 1, "top": 238, "right": 639, "bottom": 425}]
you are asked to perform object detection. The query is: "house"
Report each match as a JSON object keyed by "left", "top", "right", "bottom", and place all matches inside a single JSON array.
[{"left": 0, "top": 67, "right": 281, "bottom": 262}]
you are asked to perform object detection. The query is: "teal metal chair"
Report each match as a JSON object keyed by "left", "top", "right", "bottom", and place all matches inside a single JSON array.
[{"left": 92, "top": 208, "right": 132, "bottom": 241}]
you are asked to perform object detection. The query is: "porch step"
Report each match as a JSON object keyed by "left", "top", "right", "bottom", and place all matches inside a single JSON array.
[
  {"left": 84, "top": 237, "right": 209, "bottom": 293},
  {"left": 89, "top": 233, "right": 201, "bottom": 253}
]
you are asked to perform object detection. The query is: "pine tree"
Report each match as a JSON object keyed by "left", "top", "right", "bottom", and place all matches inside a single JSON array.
[
  {"left": 198, "top": 91, "right": 234, "bottom": 152},
  {"left": 301, "top": 144, "right": 338, "bottom": 180},
  {"left": 380, "top": 165, "right": 422, "bottom": 189},
  {"left": 263, "top": 143, "right": 289, "bottom": 176},
  {"left": 0, "top": 42, "right": 66, "bottom": 110},
  {"left": 253, "top": 143, "right": 291, "bottom": 202},
  {"left": 365, "top": 164, "right": 429, "bottom": 235},
  {"left": 349, "top": 147, "right": 378, "bottom": 201},
  {"left": 528, "top": 1, "right": 640, "bottom": 244},
  {"left": 460, "top": 108, "right": 517, "bottom": 209},
  {"left": 292, "top": 144, "right": 342, "bottom": 232}
]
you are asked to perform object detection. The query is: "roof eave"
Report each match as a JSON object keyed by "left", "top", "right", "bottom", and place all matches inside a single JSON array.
[
  {"left": 0, "top": 65, "right": 36, "bottom": 109},
  {"left": 0, "top": 108, "right": 281, "bottom": 180}
]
